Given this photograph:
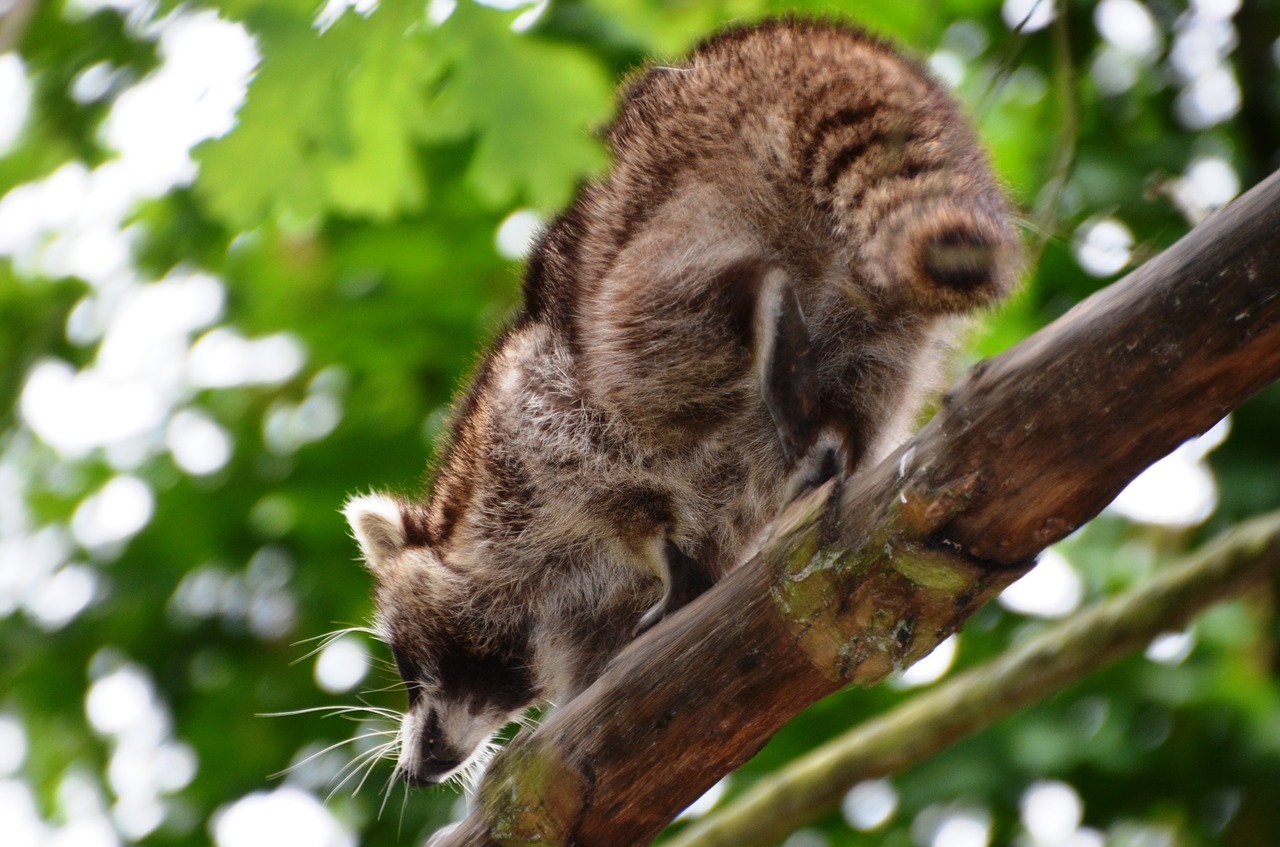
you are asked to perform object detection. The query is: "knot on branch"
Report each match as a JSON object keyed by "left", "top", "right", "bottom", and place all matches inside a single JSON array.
[{"left": 766, "top": 474, "right": 1026, "bottom": 685}]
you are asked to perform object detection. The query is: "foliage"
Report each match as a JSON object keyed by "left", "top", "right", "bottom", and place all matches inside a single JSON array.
[{"left": 1, "top": 1, "right": 1278, "bottom": 846}]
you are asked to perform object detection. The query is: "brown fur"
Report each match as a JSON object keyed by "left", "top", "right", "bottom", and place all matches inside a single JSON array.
[{"left": 345, "top": 18, "right": 1021, "bottom": 787}]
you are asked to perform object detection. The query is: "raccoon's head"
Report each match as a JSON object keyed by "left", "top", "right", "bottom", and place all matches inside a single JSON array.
[{"left": 343, "top": 494, "right": 538, "bottom": 787}]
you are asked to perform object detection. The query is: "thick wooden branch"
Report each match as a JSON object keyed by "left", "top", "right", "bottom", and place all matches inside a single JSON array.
[
  {"left": 435, "top": 169, "right": 1280, "bottom": 847},
  {"left": 667, "top": 508, "right": 1280, "bottom": 847}
]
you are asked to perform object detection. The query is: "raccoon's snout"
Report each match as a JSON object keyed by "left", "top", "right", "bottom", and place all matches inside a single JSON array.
[
  {"left": 399, "top": 706, "right": 471, "bottom": 786},
  {"left": 403, "top": 737, "right": 468, "bottom": 785},
  {"left": 403, "top": 753, "right": 466, "bottom": 786},
  {"left": 920, "top": 227, "right": 996, "bottom": 292}
]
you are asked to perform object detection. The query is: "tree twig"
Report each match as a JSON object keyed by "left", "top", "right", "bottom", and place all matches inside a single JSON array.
[
  {"left": 1025, "top": 0, "right": 1079, "bottom": 265},
  {"left": 666, "top": 508, "right": 1280, "bottom": 847}
]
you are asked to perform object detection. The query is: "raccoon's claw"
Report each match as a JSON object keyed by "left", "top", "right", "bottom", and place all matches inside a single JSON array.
[
  {"left": 634, "top": 540, "right": 715, "bottom": 637},
  {"left": 634, "top": 602, "right": 666, "bottom": 637}
]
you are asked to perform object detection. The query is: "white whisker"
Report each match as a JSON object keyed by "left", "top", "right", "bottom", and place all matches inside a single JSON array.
[
  {"left": 270, "top": 729, "right": 393, "bottom": 779},
  {"left": 352, "top": 738, "right": 399, "bottom": 796},
  {"left": 326, "top": 738, "right": 398, "bottom": 801},
  {"left": 259, "top": 704, "right": 401, "bottom": 721},
  {"left": 381, "top": 757, "right": 409, "bottom": 822},
  {"left": 514, "top": 709, "right": 543, "bottom": 732},
  {"left": 291, "top": 624, "right": 379, "bottom": 647},
  {"left": 395, "top": 778, "right": 410, "bottom": 835},
  {"left": 326, "top": 738, "right": 394, "bottom": 800},
  {"left": 289, "top": 622, "right": 384, "bottom": 665}
]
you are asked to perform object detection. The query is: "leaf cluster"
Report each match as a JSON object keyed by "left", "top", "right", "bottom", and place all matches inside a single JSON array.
[{"left": 1, "top": 1, "right": 1279, "bottom": 846}]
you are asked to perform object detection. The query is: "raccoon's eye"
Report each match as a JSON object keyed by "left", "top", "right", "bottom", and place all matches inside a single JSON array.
[
  {"left": 390, "top": 645, "right": 419, "bottom": 680},
  {"left": 390, "top": 644, "right": 428, "bottom": 706}
]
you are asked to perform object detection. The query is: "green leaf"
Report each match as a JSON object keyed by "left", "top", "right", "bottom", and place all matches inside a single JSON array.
[
  {"left": 420, "top": 1, "right": 612, "bottom": 210},
  {"left": 195, "top": 0, "right": 436, "bottom": 227}
]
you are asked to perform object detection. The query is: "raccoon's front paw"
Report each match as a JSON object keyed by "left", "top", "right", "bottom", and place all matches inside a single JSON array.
[{"left": 634, "top": 540, "right": 715, "bottom": 637}]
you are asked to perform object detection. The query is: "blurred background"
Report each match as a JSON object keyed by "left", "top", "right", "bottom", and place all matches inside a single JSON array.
[{"left": 2, "top": 0, "right": 1279, "bottom": 845}]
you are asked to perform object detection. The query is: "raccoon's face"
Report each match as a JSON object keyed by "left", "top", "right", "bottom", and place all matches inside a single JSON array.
[
  {"left": 383, "top": 625, "right": 536, "bottom": 786},
  {"left": 344, "top": 494, "right": 538, "bottom": 786}
]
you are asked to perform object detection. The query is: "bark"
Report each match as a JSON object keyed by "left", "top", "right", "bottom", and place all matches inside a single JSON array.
[
  {"left": 434, "top": 168, "right": 1280, "bottom": 847},
  {"left": 666, "top": 509, "right": 1280, "bottom": 847}
]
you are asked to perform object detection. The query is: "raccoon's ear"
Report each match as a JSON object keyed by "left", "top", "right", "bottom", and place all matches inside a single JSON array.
[
  {"left": 754, "top": 269, "right": 820, "bottom": 464},
  {"left": 343, "top": 493, "right": 406, "bottom": 577}
]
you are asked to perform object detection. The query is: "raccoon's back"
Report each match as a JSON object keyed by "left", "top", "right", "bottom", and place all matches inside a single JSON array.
[
  {"left": 524, "top": 20, "right": 1014, "bottom": 335},
  {"left": 436, "top": 18, "right": 1019, "bottom": 570}
]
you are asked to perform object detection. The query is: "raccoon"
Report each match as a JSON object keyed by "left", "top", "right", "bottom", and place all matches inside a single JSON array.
[{"left": 344, "top": 18, "right": 1020, "bottom": 788}]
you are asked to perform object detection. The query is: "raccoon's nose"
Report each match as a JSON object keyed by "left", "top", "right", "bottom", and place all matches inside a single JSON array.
[
  {"left": 423, "top": 753, "right": 464, "bottom": 775},
  {"left": 920, "top": 227, "right": 996, "bottom": 292},
  {"left": 403, "top": 753, "right": 465, "bottom": 787}
]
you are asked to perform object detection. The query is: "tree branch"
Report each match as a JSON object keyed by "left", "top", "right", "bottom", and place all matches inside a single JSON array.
[
  {"left": 666, "top": 507, "right": 1280, "bottom": 847},
  {"left": 435, "top": 168, "right": 1280, "bottom": 847}
]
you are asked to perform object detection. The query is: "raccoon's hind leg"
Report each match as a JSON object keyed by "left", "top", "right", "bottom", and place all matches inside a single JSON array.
[
  {"left": 635, "top": 539, "right": 716, "bottom": 636},
  {"left": 631, "top": 272, "right": 822, "bottom": 637},
  {"left": 756, "top": 271, "right": 821, "bottom": 465}
]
